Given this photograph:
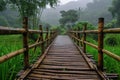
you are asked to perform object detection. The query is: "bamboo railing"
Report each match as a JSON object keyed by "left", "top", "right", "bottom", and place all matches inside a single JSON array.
[
  {"left": 0, "top": 17, "right": 57, "bottom": 69},
  {"left": 68, "top": 18, "right": 120, "bottom": 71}
]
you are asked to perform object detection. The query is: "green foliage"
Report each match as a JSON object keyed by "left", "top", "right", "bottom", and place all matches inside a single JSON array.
[
  {"left": 86, "top": 37, "right": 120, "bottom": 79},
  {"left": 0, "top": 0, "right": 6, "bottom": 11},
  {"left": 109, "top": 0, "right": 120, "bottom": 26},
  {"left": 104, "top": 34, "right": 120, "bottom": 46},
  {"left": 80, "top": 0, "right": 112, "bottom": 25},
  {"left": 50, "top": 26, "right": 66, "bottom": 35},
  {"left": 105, "top": 19, "right": 117, "bottom": 29},
  {"left": 7, "top": 0, "right": 58, "bottom": 17},
  {"left": 73, "top": 21, "right": 96, "bottom": 30},
  {"left": 0, "top": 35, "right": 41, "bottom": 80},
  {"left": 59, "top": 9, "right": 79, "bottom": 28},
  {"left": 73, "top": 21, "right": 97, "bottom": 40}
]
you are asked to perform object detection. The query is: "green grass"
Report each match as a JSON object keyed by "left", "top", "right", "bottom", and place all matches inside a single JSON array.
[
  {"left": 0, "top": 35, "right": 41, "bottom": 80},
  {"left": 86, "top": 36, "right": 120, "bottom": 79}
]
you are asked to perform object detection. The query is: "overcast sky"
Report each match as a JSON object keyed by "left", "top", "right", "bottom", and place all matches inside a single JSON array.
[
  {"left": 60, "top": 0, "right": 78, "bottom": 5},
  {"left": 60, "top": 0, "right": 93, "bottom": 5}
]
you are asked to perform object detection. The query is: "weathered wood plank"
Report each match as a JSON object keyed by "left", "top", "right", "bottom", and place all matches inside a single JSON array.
[{"left": 18, "top": 35, "right": 105, "bottom": 80}]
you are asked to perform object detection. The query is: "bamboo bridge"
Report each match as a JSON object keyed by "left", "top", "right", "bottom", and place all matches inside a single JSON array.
[{"left": 0, "top": 17, "right": 120, "bottom": 80}]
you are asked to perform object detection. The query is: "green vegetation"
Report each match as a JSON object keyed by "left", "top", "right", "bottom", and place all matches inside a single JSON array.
[
  {"left": 0, "top": 35, "right": 41, "bottom": 80},
  {"left": 109, "top": 0, "right": 120, "bottom": 26},
  {"left": 59, "top": 9, "right": 79, "bottom": 29},
  {"left": 86, "top": 36, "right": 120, "bottom": 79},
  {"left": 73, "top": 22, "right": 120, "bottom": 79}
]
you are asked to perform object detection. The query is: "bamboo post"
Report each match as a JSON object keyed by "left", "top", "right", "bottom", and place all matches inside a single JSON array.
[
  {"left": 39, "top": 25, "right": 44, "bottom": 54},
  {"left": 83, "top": 24, "right": 87, "bottom": 53},
  {"left": 74, "top": 29, "right": 76, "bottom": 42},
  {"left": 98, "top": 18, "right": 104, "bottom": 71},
  {"left": 23, "top": 17, "right": 29, "bottom": 69},
  {"left": 48, "top": 29, "right": 50, "bottom": 46},
  {"left": 71, "top": 29, "right": 74, "bottom": 41},
  {"left": 75, "top": 29, "right": 78, "bottom": 44},
  {"left": 77, "top": 27, "right": 80, "bottom": 46},
  {"left": 52, "top": 30, "right": 54, "bottom": 42},
  {"left": 49, "top": 30, "right": 52, "bottom": 44},
  {"left": 45, "top": 27, "right": 49, "bottom": 47},
  {"left": 78, "top": 27, "right": 81, "bottom": 46}
]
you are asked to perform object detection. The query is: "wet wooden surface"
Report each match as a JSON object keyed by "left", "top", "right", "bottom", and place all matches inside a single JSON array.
[{"left": 24, "top": 35, "right": 102, "bottom": 80}]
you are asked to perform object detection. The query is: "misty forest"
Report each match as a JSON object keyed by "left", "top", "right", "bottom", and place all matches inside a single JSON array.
[{"left": 0, "top": 0, "right": 120, "bottom": 80}]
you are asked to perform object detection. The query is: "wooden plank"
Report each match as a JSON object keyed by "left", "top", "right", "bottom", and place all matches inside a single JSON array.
[
  {"left": 33, "top": 69, "right": 97, "bottom": 75},
  {"left": 18, "top": 35, "right": 105, "bottom": 80},
  {"left": 38, "top": 65, "right": 90, "bottom": 70},
  {"left": 28, "top": 73, "right": 100, "bottom": 79}
]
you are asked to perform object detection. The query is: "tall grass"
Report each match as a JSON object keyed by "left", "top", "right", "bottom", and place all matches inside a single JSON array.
[
  {"left": 86, "top": 35, "right": 120, "bottom": 79},
  {"left": 0, "top": 35, "right": 41, "bottom": 80}
]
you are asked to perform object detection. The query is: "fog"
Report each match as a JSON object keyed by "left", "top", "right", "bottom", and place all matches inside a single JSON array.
[{"left": 42, "top": 0, "right": 94, "bottom": 25}]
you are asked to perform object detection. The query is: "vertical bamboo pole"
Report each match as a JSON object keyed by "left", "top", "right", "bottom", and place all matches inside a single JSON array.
[
  {"left": 75, "top": 29, "right": 78, "bottom": 44},
  {"left": 78, "top": 27, "right": 81, "bottom": 46},
  {"left": 74, "top": 29, "right": 76, "bottom": 42},
  {"left": 77, "top": 27, "right": 80, "bottom": 46},
  {"left": 23, "top": 17, "right": 29, "bottom": 69},
  {"left": 45, "top": 27, "right": 49, "bottom": 47},
  {"left": 98, "top": 18, "right": 104, "bottom": 71},
  {"left": 50, "top": 30, "right": 52, "bottom": 44},
  {"left": 39, "top": 25, "right": 44, "bottom": 54},
  {"left": 83, "top": 24, "right": 87, "bottom": 53}
]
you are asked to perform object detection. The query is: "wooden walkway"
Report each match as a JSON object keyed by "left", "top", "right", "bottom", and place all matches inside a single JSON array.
[{"left": 18, "top": 35, "right": 106, "bottom": 80}]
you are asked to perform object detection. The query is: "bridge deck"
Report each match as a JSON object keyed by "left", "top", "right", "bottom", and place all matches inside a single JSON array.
[{"left": 18, "top": 35, "right": 104, "bottom": 80}]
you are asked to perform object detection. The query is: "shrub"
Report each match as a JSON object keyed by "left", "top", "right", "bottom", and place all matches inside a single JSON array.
[{"left": 104, "top": 34, "right": 120, "bottom": 46}]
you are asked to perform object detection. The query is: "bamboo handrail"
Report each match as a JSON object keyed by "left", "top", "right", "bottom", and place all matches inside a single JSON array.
[
  {"left": 103, "top": 28, "right": 120, "bottom": 33},
  {"left": 0, "top": 17, "right": 57, "bottom": 68},
  {"left": 70, "top": 33, "right": 120, "bottom": 62},
  {"left": 102, "top": 49, "right": 120, "bottom": 62},
  {"left": 68, "top": 17, "right": 120, "bottom": 72},
  {"left": 0, "top": 28, "right": 54, "bottom": 35},
  {"left": 0, "top": 30, "right": 57, "bottom": 64},
  {"left": 69, "top": 28, "right": 120, "bottom": 34}
]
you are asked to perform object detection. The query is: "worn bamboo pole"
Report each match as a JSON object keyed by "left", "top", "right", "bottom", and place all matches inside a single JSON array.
[
  {"left": 45, "top": 27, "right": 49, "bottom": 47},
  {"left": 49, "top": 30, "right": 52, "bottom": 44},
  {"left": 83, "top": 24, "right": 87, "bottom": 53},
  {"left": 23, "top": 17, "right": 29, "bottom": 69},
  {"left": 39, "top": 25, "right": 44, "bottom": 54},
  {"left": 98, "top": 18, "right": 104, "bottom": 71},
  {"left": 77, "top": 28, "right": 79, "bottom": 45}
]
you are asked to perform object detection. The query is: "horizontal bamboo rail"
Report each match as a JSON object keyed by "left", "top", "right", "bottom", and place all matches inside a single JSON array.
[
  {"left": 69, "top": 28, "right": 120, "bottom": 34},
  {"left": 69, "top": 32, "right": 120, "bottom": 62},
  {"left": 0, "top": 27, "right": 54, "bottom": 35},
  {"left": 0, "top": 34, "right": 56, "bottom": 63},
  {"left": 68, "top": 17, "right": 120, "bottom": 71},
  {"left": 0, "top": 17, "right": 57, "bottom": 69}
]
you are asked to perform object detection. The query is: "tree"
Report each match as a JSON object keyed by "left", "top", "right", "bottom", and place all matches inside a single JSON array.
[
  {"left": 59, "top": 9, "right": 79, "bottom": 29},
  {"left": 6, "top": 0, "right": 58, "bottom": 18},
  {"left": 109, "top": 0, "right": 120, "bottom": 26},
  {"left": 0, "top": 0, "right": 6, "bottom": 11},
  {"left": 2, "top": 0, "right": 58, "bottom": 28}
]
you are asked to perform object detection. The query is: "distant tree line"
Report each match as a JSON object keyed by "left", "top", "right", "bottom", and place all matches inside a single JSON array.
[{"left": 0, "top": 0, "right": 58, "bottom": 28}]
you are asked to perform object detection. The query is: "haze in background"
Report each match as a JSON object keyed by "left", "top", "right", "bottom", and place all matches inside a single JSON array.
[
  {"left": 41, "top": 0, "right": 93, "bottom": 25},
  {"left": 60, "top": 0, "right": 78, "bottom": 5}
]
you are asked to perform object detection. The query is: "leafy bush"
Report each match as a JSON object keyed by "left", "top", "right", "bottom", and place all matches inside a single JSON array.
[
  {"left": 50, "top": 26, "right": 66, "bottom": 35},
  {"left": 73, "top": 21, "right": 98, "bottom": 40},
  {"left": 104, "top": 34, "right": 120, "bottom": 46}
]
